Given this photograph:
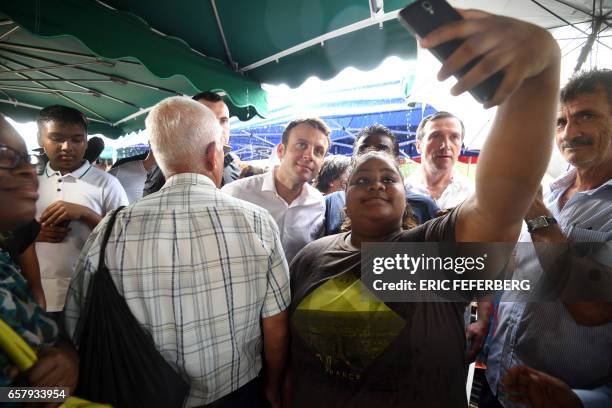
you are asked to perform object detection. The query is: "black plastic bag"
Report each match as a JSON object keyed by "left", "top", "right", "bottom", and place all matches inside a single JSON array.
[{"left": 75, "top": 207, "right": 189, "bottom": 407}]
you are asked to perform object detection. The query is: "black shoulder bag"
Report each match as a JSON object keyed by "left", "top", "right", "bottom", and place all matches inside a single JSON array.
[{"left": 75, "top": 207, "right": 190, "bottom": 407}]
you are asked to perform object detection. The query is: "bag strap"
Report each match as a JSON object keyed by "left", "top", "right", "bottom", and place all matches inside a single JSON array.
[
  {"left": 96, "top": 206, "right": 125, "bottom": 273},
  {"left": 73, "top": 206, "right": 125, "bottom": 345}
]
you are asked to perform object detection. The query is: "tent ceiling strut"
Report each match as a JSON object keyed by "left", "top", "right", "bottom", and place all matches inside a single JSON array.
[
  {"left": 0, "top": 46, "right": 181, "bottom": 95},
  {"left": 574, "top": 15, "right": 604, "bottom": 71},
  {"left": 0, "top": 42, "right": 141, "bottom": 65},
  {"left": 0, "top": 26, "right": 19, "bottom": 42},
  {"left": 0, "top": 53, "right": 140, "bottom": 108},
  {"left": 0, "top": 58, "right": 108, "bottom": 121},
  {"left": 0, "top": 84, "right": 102, "bottom": 96},
  {"left": 248, "top": 134, "right": 276, "bottom": 146},
  {"left": 113, "top": 106, "right": 154, "bottom": 127},
  {"left": 0, "top": 60, "right": 115, "bottom": 75},
  {"left": 550, "top": 0, "right": 595, "bottom": 16},
  {"left": 1, "top": 78, "right": 116, "bottom": 82},
  {"left": 531, "top": 0, "right": 612, "bottom": 52},
  {"left": 240, "top": 9, "right": 400, "bottom": 73},
  {"left": 210, "top": 0, "right": 237, "bottom": 71}
]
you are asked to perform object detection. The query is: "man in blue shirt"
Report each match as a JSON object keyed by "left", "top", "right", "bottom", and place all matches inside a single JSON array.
[{"left": 484, "top": 69, "right": 612, "bottom": 408}]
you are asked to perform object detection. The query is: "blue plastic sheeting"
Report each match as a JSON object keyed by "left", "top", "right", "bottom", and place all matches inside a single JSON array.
[{"left": 229, "top": 103, "right": 439, "bottom": 161}]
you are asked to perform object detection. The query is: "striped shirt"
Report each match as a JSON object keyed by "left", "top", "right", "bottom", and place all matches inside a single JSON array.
[
  {"left": 64, "top": 173, "right": 290, "bottom": 407},
  {"left": 486, "top": 169, "right": 612, "bottom": 407}
]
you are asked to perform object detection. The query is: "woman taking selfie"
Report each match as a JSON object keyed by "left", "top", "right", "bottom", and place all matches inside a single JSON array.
[{"left": 287, "top": 8, "right": 561, "bottom": 408}]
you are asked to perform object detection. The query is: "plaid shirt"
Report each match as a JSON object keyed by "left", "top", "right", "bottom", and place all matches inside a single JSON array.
[{"left": 64, "top": 173, "right": 290, "bottom": 406}]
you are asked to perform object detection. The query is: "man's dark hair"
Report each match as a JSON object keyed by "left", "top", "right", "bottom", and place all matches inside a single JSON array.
[
  {"left": 352, "top": 124, "right": 400, "bottom": 159},
  {"left": 192, "top": 91, "right": 224, "bottom": 103},
  {"left": 560, "top": 69, "right": 612, "bottom": 108},
  {"left": 415, "top": 111, "right": 465, "bottom": 141},
  {"left": 314, "top": 155, "right": 351, "bottom": 194},
  {"left": 340, "top": 151, "right": 417, "bottom": 231},
  {"left": 84, "top": 136, "right": 105, "bottom": 163},
  {"left": 37, "top": 105, "right": 88, "bottom": 134},
  {"left": 281, "top": 118, "right": 331, "bottom": 147},
  {"left": 239, "top": 164, "right": 266, "bottom": 179}
]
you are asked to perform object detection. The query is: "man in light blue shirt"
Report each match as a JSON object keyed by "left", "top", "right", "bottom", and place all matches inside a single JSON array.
[{"left": 484, "top": 69, "right": 612, "bottom": 408}]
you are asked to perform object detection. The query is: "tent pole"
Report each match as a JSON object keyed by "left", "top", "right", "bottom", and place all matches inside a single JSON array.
[
  {"left": 0, "top": 58, "right": 110, "bottom": 121},
  {"left": 0, "top": 42, "right": 140, "bottom": 65},
  {"left": 332, "top": 142, "right": 353, "bottom": 149},
  {"left": 574, "top": 17, "right": 603, "bottom": 72},
  {"left": 0, "top": 98, "right": 112, "bottom": 125},
  {"left": 249, "top": 134, "right": 277, "bottom": 146},
  {"left": 55, "top": 92, "right": 110, "bottom": 122},
  {"left": 1, "top": 78, "right": 114, "bottom": 82},
  {"left": 210, "top": 0, "right": 238, "bottom": 71},
  {"left": 0, "top": 59, "right": 102, "bottom": 120},
  {"left": 113, "top": 106, "right": 154, "bottom": 127},
  {"left": 531, "top": 0, "right": 592, "bottom": 36},
  {"left": 550, "top": 0, "right": 594, "bottom": 16},
  {"left": 0, "top": 46, "right": 181, "bottom": 94},
  {"left": 1, "top": 60, "right": 115, "bottom": 74},
  {"left": 240, "top": 9, "right": 400, "bottom": 73},
  {"left": 0, "top": 26, "right": 19, "bottom": 42},
  {"left": 0, "top": 44, "right": 181, "bottom": 96},
  {"left": 531, "top": 0, "right": 612, "bottom": 52},
  {"left": 0, "top": 85, "right": 100, "bottom": 96},
  {"left": 328, "top": 118, "right": 357, "bottom": 139}
]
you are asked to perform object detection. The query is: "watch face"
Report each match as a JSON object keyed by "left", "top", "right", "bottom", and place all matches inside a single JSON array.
[
  {"left": 528, "top": 215, "right": 556, "bottom": 232},
  {"left": 531, "top": 217, "right": 548, "bottom": 229}
]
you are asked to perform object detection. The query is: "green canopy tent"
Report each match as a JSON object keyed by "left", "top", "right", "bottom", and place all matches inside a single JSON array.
[{"left": 0, "top": 0, "right": 417, "bottom": 138}]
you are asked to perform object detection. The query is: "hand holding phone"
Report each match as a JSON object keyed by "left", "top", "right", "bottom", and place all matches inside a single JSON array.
[
  {"left": 399, "top": 1, "right": 560, "bottom": 108},
  {"left": 398, "top": 0, "right": 503, "bottom": 104}
]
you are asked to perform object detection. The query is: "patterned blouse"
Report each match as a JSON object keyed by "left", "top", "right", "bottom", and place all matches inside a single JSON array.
[{"left": 0, "top": 248, "right": 58, "bottom": 385}]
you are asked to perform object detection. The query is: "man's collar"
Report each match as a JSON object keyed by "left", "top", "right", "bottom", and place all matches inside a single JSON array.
[
  {"left": 45, "top": 160, "right": 90, "bottom": 179},
  {"left": 550, "top": 168, "right": 612, "bottom": 195},
  {"left": 411, "top": 167, "right": 456, "bottom": 186},
  {"left": 262, "top": 166, "right": 321, "bottom": 204},
  {"left": 163, "top": 172, "right": 217, "bottom": 189},
  {"left": 261, "top": 167, "right": 278, "bottom": 193}
]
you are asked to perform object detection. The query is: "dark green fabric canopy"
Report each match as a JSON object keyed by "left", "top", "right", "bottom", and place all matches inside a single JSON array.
[
  {"left": 0, "top": 0, "right": 417, "bottom": 138},
  {"left": 98, "top": 0, "right": 416, "bottom": 86}
]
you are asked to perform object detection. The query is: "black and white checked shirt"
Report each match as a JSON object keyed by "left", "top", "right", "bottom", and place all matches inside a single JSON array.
[{"left": 65, "top": 173, "right": 290, "bottom": 406}]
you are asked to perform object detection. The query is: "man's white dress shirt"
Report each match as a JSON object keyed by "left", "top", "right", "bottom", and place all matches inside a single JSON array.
[
  {"left": 222, "top": 167, "right": 325, "bottom": 262},
  {"left": 405, "top": 170, "right": 474, "bottom": 210}
]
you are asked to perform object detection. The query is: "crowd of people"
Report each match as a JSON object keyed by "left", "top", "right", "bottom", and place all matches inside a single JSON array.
[{"left": 0, "top": 7, "right": 610, "bottom": 408}]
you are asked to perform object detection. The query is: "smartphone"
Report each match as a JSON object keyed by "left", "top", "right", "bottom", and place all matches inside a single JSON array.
[{"left": 398, "top": 0, "right": 503, "bottom": 104}]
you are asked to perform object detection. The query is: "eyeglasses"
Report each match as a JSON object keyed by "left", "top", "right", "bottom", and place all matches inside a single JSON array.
[
  {"left": 223, "top": 144, "right": 232, "bottom": 154},
  {"left": 0, "top": 144, "right": 40, "bottom": 169}
]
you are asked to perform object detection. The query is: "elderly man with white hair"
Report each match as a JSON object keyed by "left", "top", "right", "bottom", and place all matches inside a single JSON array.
[{"left": 64, "top": 97, "right": 290, "bottom": 408}]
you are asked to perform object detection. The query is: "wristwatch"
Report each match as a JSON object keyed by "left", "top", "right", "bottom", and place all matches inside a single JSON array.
[{"left": 526, "top": 215, "right": 557, "bottom": 233}]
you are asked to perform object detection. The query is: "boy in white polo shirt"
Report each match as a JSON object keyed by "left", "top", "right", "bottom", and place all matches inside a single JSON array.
[{"left": 35, "top": 105, "right": 128, "bottom": 313}]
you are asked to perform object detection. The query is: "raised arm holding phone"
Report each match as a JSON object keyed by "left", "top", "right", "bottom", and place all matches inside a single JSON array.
[{"left": 286, "top": 4, "right": 561, "bottom": 407}]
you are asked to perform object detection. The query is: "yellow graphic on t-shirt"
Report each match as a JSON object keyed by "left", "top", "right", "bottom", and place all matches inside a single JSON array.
[{"left": 293, "top": 272, "right": 405, "bottom": 382}]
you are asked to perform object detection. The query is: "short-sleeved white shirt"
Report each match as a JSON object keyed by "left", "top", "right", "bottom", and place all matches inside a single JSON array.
[
  {"left": 405, "top": 170, "right": 474, "bottom": 210},
  {"left": 221, "top": 167, "right": 325, "bottom": 262},
  {"left": 36, "top": 161, "right": 128, "bottom": 311},
  {"left": 108, "top": 160, "right": 147, "bottom": 203}
]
